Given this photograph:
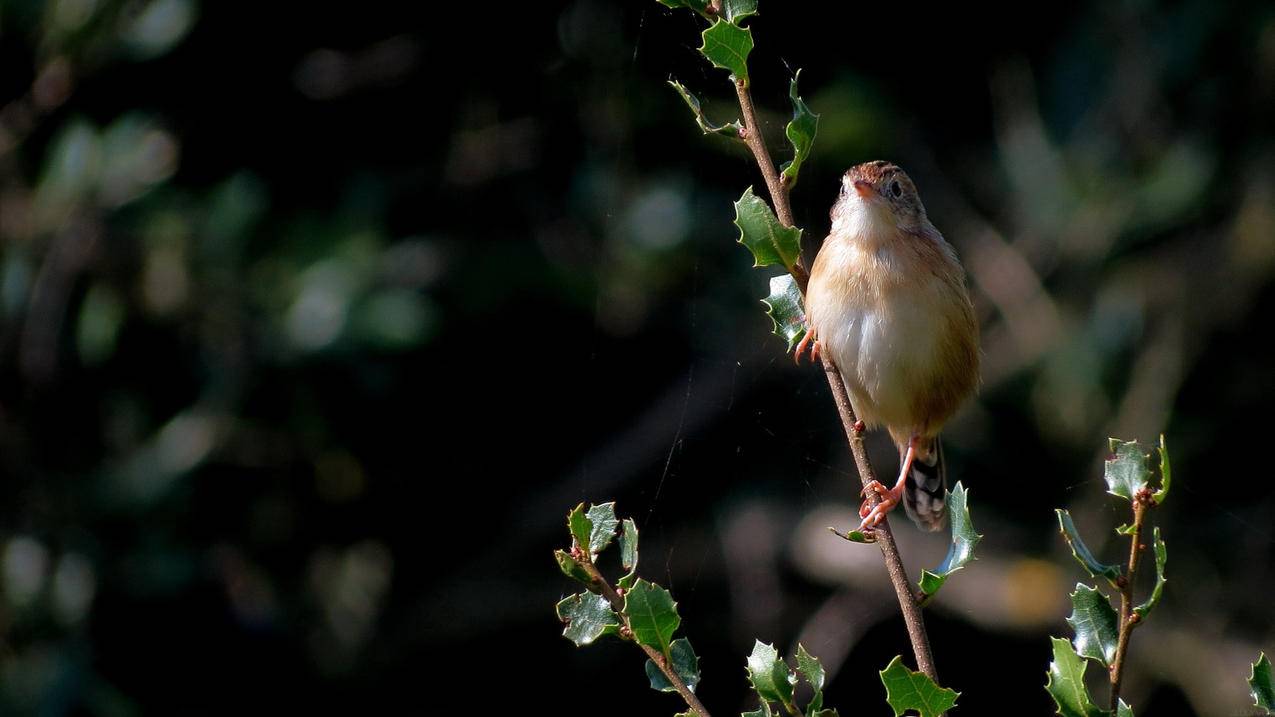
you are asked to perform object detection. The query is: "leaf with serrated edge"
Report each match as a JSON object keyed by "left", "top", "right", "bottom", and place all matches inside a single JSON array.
[
  {"left": 618, "top": 518, "right": 639, "bottom": 589},
  {"left": 623, "top": 579, "right": 680, "bottom": 655},
  {"left": 779, "top": 70, "right": 819, "bottom": 187},
  {"left": 1066, "top": 584, "right": 1119, "bottom": 665},
  {"left": 667, "top": 79, "right": 742, "bottom": 137},
  {"left": 747, "top": 640, "right": 795, "bottom": 708},
  {"left": 1116, "top": 700, "right": 1134, "bottom": 717},
  {"left": 554, "top": 549, "right": 594, "bottom": 586},
  {"left": 919, "top": 482, "right": 981, "bottom": 597},
  {"left": 879, "top": 655, "right": 959, "bottom": 717},
  {"left": 721, "top": 0, "right": 757, "bottom": 24},
  {"left": 556, "top": 592, "right": 619, "bottom": 646},
  {"left": 1153, "top": 434, "right": 1171, "bottom": 504},
  {"left": 586, "top": 502, "right": 619, "bottom": 556},
  {"left": 1133, "top": 527, "right": 1167, "bottom": 619},
  {"left": 1251, "top": 652, "right": 1274, "bottom": 713},
  {"left": 1057, "top": 509, "right": 1122, "bottom": 587},
  {"left": 762, "top": 274, "right": 805, "bottom": 352},
  {"left": 646, "top": 637, "right": 701, "bottom": 693},
  {"left": 735, "top": 187, "right": 802, "bottom": 271},
  {"left": 1045, "top": 637, "right": 1108, "bottom": 717},
  {"left": 568, "top": 503, "right": 591, "bottom": 551},
  {"left": 796, "top": 644, "right": 826, "bottom": 716},
  {"left": 1105, "top": 438, "right": 1150, "bottom": 501},
  {"left": 699, "top": 20, "right": 752, "bottom": 84},
  {"left": 742, "top": 707, "right": 773, "bottom": 717}
]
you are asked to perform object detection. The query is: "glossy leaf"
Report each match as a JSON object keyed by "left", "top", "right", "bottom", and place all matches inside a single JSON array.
[
  {"left": 624, "top": 579, "right": 681, "bottom": 655},
  {"left": 762, "top": 274, "right": 805, "bottom": 352},
  {"left": 556, "top": 592, "right": 619, "bottom": 646},
  {"left": 796, "top": 644, "right": 832, "bottom": 716},
  {"left": 735, "top": 186, "right": 801, "bottom": 271},
  {"left": 618, "top": 518, "right": 639, "bottom": 589},
  {"left": 699, "top": 20, "right": 752, "bottom": 84},
  {"left": 721, "top": 0, "right": 757, "bottom": 24},
  {"left": 1045, "top": 637, "right": 1108, "bottom": 717},
  {"left": 1153, "top": 434, "right": 1172, "bottom": 505},
  {"left": 1251, "top": 652, "right": 1274, "bottom": 713},
  {"left": 568, "top": 503, "right": 592, "bottom": 551},
  {"left": 1116, "top": 701, "right": 1134, "bottom": 717},
  {"left": 919, "top": 482, "right": 981, "bottom": 598},
  {"left": 1066, "top": 584, "right": 1118, "bottom": 666},
  {"left": 830, "top": 526, "right": 875, "bottom": 543},
  {"left": 742, "top": 707, "right": 774, "bottom": 717},
  {"left": 646, "top": 637, "right": 701, "bottom": 693},
  {"left": 1057, "top": 509, "right": 1122, "bottom": 587},
  {"left": 586, "top": 502, "right": 619, "bottom": 556},
  {"left": 878, "top": 655, "right": 959, "bottom": 717},
  {"left": 746, "top": 640, "right": 795, "bottom": 708},
  {"left": 1133, "top": 527, "right": 1167, "bottom": 619},
  {"left": 779, "top": 70, "right": 819, "bottom": 187},
  {"left": 1105, "top": 438, "right": 1150, "bottom": 501},
  {"left": 668, "top": 79, "right": 742, "bottom": 137},
  {"left": 554, "top": 549, "right": 593, "bottom": 586}
]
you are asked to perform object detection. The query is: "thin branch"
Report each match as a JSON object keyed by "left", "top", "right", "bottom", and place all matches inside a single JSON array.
[
  {"left": 730, "top": 77, "right": 938, "bottom": 683},
  {"left": 1109, "top": 490, "right": 1152, "bottom": 711},
  {"left": 579, "top": 556, "right": 713, "bottom": 717}
]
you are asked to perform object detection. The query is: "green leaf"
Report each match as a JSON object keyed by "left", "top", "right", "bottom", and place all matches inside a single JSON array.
[
  {"left": 556, "top": 592, "right": 620, "bottom": 646},
  {"left": 779, "top": 70, "right": 819, "bottom": 188},
  {"left": 1057, "top": 509, "right": 1122, "bottom": 587},
  {"left": 586, "top": 502, "right": 619, "bottom": 556},
  {"left": 646, "top": 637, "right": 701, "bottom": 693},
  {"left": 668, "top": 79, "right": 743, "bottom": 137},
  {"left": 624, "top": 579, "right": 681, "bottom": 655},
  {"left": 655, "top": 0, "right": 710, "bottom": 17},
  {"left": 796, "top": 644, "right": 827, "bottom": 716},
  {"left": 746, "top": 640, "right": 795, "bottom": 708},
  {"left": 878, "top": 655, "right": 959, "bottom": 717},
  {"left": 735, "top": 186, "right": 802, "bottom": 271},
  {"left": 699, "top": 20, "right": 752, "bottom": 85},
  {"left": 1066, "top": 584, "right": 1119, "bottom": 666},
  {"left": 568, "top": 503, "right": 592, "bottom": 551},
  {"left": 1251, "top": 652, "right": 1274, "bottom": 713},
  {"left": 1045, "top": 637, "right": 1109, "bottom": 717},
  {"left": 1115, "top": 523, "right": 1135, "bottom": 536},
  {"left": 919, "top": 482, "right": 982, "bottom": 598},
  {"left": 554, "top": 549, "right": 594, "bottom": 585},
  {"left": 619, "top": 518, "right": 640, "bottom": 589},
  {"left": 1133, "top": 527, "right": 1167, "bottom": 619},
  {"left": 761, "top": 274, "right": 805, "bottom": 352},
  {"left": 829, "top": 526, "right": 876, "bottom": 543},
  {"left": 1116, "top": 700, "right": 1134, "bottom": 717},
  {"left": 1152, "top": 434, "right": 1171, "bottom": 505},
  {"left": 742, "top": 707, "right": 774, "bottom": 717},
  {"left": 721, "top": 0, "right": 757, "bottom": 24},
  {"left": 1105, "top": 438, "right": 1150, "bottom": 501}
]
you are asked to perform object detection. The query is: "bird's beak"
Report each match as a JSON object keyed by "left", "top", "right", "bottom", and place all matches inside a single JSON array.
[{"left": 852, "top": 179, "right": 875, "bottom": 199}]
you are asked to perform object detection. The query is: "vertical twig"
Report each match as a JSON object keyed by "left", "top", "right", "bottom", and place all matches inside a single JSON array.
[
  {"left": 1109, "top": 491, "right": 1151, "bottom": 711},
  {"left": 730, "top": 77, "right": 938, "bottom": 683}
]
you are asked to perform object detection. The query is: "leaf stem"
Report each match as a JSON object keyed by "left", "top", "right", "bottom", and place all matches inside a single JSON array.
[
  {"left": 730, "top": 75, "right": 938, "bottom": 685},
  {"left": 1109, "top": 490, "right": 1151, "bottom": 711},
  {"left": 579, "top": 555, "right": 712, "bottom": 717}
]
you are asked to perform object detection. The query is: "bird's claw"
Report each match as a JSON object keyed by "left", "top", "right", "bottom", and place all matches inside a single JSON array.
[
  {"left": 856, "top": 480, "right": 905, "bottom": 531},
  {"left": 794, "top": 327, "right": 820, "bottom": 364}
]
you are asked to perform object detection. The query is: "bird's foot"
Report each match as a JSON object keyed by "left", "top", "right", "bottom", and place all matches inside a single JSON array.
[
  {"left": 794, "top": 327, "right": 821, "bottom": 364},
  {"left": 857, "top": 480, "right": 906, "bottom": 531}
]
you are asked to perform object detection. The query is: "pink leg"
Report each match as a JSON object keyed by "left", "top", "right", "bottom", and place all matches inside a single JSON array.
[
  {"left": 857, "top": 435, "right": 918, "bottom": 530},
  {"left": 794, "top": 327, "right": 820, "bottom": 364}
]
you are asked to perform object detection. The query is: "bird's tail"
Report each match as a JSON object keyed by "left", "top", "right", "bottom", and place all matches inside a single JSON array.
[{"left": 902, "top": 436, "right": 948, "bottom": 532}]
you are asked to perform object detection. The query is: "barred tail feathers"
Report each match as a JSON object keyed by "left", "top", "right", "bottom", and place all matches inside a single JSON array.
[{"left": 903, "top": 436, "right": 948, "bottom": 532}]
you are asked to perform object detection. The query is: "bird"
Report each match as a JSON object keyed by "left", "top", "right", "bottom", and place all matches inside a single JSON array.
[{"left": 796, "top": 161, "right": 979, "bottom": 533}]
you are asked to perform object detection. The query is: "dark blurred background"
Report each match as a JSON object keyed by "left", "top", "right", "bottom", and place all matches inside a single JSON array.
[{"left": 2, "top": 1, "right": 1274, "bottom": 714}]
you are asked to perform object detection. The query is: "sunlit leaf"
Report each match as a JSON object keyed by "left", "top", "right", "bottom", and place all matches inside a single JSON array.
[
  {"left": 1066, "top": 584, "right": 1118, "bottom": 666},
  {"left": 667, "top": 79, "right": 742, "bottom": 137},
  {"left": 624, "top": 579, "right": 680, "bottom": 655},
  {"left": 1132, "top": 527, "right": 1167, "bottom": 620},
  {"left": 779, "top": 70, "right": 819, "bottom": 188},
  {"left": 735, "top": 186, "right": 801, "bottom": 271},
  {"left": 746, "top": 640, "right": 795, "bottom": 708},
  {"left": 619, "top": 518, "right": 639, "bottom": 589},
  {"left": 919, "top": 482, "right": 981, "bottom": 598},
  {"left": 762, "top": 274, "right": 805, "bottom": 352},
  {"left": 1251, "top": 652, "right": 1274, "bottom": 714},
  {"left": 586, "top": 502, "right": 619, "bottom": 556},
  {"left": 554, "top": 549, "right": 593, "bottom": 586},
  {"left": 1116, "top": 700, "right": 1134, "bottom": 717},
  {"left": 1105, "top": 438, "right": 1150, "bottom": 502},
  {"left": 878, "top": 655, "right": 959, "bottom": 717},
  {"left": 556, "top": 591, "right": 619, "bottom": 646},
  {"left": 1045, "top": 637, "right": 1108, "bottom": 717},
  {"left": 721, "top": 0, "right": 757, "bottom": 24},
  {"left": 699, "top": 20, "right": 752, "bottom": 84},
  {"left": 568, "top": 503, "right": 592, "bottom": 552},
  {"left": 1056, "top": 509, "right": 1122, "bottom": 587},
  {"left": 646, "top": 637, "right": 701, "bottom": 693},
  {"left": 1152, "top": 434, "right": 1171, "bottom": 505}
]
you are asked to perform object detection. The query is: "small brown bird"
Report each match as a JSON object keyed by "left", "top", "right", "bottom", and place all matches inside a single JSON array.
[{"left": 797, "top": 161, "right": 979, "bottom": 533}]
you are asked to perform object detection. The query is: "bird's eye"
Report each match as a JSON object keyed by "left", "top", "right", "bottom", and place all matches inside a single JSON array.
[{"left": 890, "top": 180, "right": 902, "bottom": 198}]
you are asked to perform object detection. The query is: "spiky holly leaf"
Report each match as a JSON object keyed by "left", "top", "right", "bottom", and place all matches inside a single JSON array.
[
  {"left": 1105, "top": 438, "right": 1150, "bottom": 502},
  {"left": 779, "top": 70, "right": 819, "bottom": 188},
  {"left": 878, "top": 655, "right": 959, "bottom": 717},
  {"left": 721, "top": 0, "right": 757, "bottom": 24},
  {"left": 742, "top": 707, "right": 774, "bottom": 717},
  {"left": 762, "top": 274, "right": 805, "bottom": 352},
  {"left": 1057, "top": 509, "right": 1122, "bottom": 587},
  {"left": 667, "top": 79, "right": 742, "bottom": 137},
  {"left": 655, "top": 0, "right": 711, "bottom": 18},
  {"left": 623, "top": 579, "right": 680, "bottom": 656},
  {"left": 1153, "top": 434, "right": 1172, "bottom": 505},
  {"left": 796, "top": 644, "right": 834, "bottom": 716},
  {"left": 1116, "top": 701, "right": 1134, "bottom": 717},
  {"left": 1251, "top": 652, "right": 1274, "bottom": 713},
  {"left": 556, "top": 592, "right": 620, "bottom": 646},
  {"left": 568, "top": 502, "right": 592, "bottom": 551},
  {"left": 646, "top": 637, "right": 701, "bottom": 693},
  {"left": 699, "top": 20, "right": 752, "bottom": 84},
  {"left": 586, "top": 502, "right": 619, "bottom": 557},
  {"left": 1066, "top": 584, "right": 1119, "bottom": 666},
  {"left": 1115, "top": 523, "right": 1135, "bottom": 536},
  {"left": 735, "top": 186, "right": 802, "bottom": 271},
  {"left": 554, "top": 549, "right": 593, "bottom": 586},
  {"left": 919, "top": 482, "right": 981, "bottom": 598},
  {"left": 618, "top": 518, "right": 640, "bottom": 589},
  {"left": 746, "top": 640, "right": 795, "bottom": 708},
  {"left": 1045, "top": 637, "right": 1108, "bottom": 717},
  {"left": 1133, "top": 527, "right": 1167, "bottom": 619},
  {"left": 830, "top": 526, "right": 876, "bottom": 543}
]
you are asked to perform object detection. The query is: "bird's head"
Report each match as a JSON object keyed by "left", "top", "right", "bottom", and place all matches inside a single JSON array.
[{"left": 831, "top": 161, "right": 930, "bottom": 239}]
